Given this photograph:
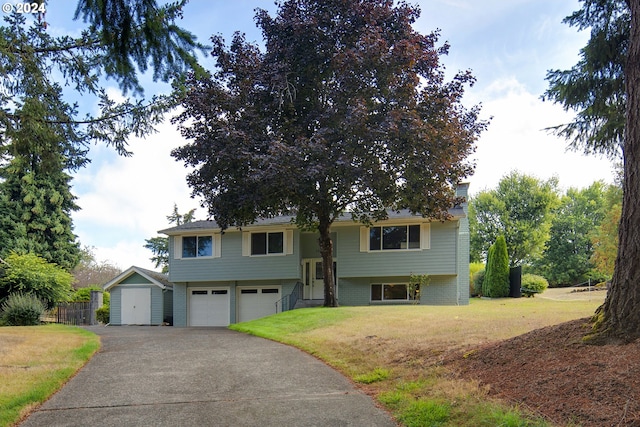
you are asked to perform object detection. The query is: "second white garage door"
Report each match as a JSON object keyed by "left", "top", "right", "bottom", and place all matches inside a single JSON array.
[
  {"left": 237, "top": 287, "right": 281, "bottom": 322},
  {"left": 189, "top": 288, "right": 230, "bottom": 326}
]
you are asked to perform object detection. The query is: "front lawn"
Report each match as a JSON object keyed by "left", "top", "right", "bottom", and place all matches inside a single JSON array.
[
  {"left": 231, "top": 297, "right": 602, "bottom": 426},
  {"left": 0, "top": 325, "right": 100, "bottom": 427}
]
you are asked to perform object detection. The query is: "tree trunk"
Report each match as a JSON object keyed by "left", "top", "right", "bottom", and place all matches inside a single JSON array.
[
  {"left": 593, "top": 0, "right": 640, "bottom": 343},
  {"left": 318, "top": 217, "right": 338, "bottom": 307}
]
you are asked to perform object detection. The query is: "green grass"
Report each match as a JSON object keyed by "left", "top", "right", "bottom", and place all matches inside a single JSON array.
[
  {"left": 0, "top": 325, "right": 100, "bottom": 427},
  {"left": 354, "top": 367, "right": 390, "bottom": 384},
  {"left": 230, "top": 297, "right": 600, "bottom": 426}
]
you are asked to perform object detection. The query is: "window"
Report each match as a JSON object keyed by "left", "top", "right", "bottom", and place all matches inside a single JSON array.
[
  {"left": 370, "top": 283, "right": 419, "bottom": 301},
  {"left": 182, "top": 236, "right": 213, "bottom": 258},
  {"left": 369, "top": 225, "right": 420, "bottom": 251},
  {"left": 251, "top": 232, "right": 284, "bottom": 255}
]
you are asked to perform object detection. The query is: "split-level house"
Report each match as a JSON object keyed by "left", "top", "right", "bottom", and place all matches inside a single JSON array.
[{"left": 147, "top": 183, "right": 470, "bottom": 327}]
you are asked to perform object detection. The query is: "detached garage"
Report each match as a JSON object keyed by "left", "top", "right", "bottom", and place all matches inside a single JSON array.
[{"left": 103, "top": 266, "right": 174, "bottom": 326}]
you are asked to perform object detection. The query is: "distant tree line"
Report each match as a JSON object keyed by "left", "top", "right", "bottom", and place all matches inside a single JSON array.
[{"left": 470, "top": 170, "right": 622, "bottom": 287}]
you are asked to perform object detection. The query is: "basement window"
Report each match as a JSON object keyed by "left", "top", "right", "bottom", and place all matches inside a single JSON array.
[{"left": 371, "top": 283, "right": 419, "bottom": 301}]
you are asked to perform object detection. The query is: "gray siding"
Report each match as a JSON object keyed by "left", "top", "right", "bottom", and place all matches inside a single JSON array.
[
  {"left": 151, "top": 286, "right": 163, "bottom": 325},
  {"left": 119, "top": 272, "right": 152, "bottom": 285},
  {"left": 422, "top": 275, "right": 459, "bottom": 305},
  {"left": 300, "top": 232, "right": 337, "bottom": 258},
  {"left": 338, "top": 278, "right": 367, "bottom": 305},
  {"left": 109, "top": 284, "right": 169, "bottom": 325},
  {"left": 337, "top": 275, "right": 459, "bottom": 306},
  {"left": 337, "top": 221, "right": 459, "bottom": 278},
  {"left": 109, "top": 287, "right": 122, "bottom": 325},
  {"left": 456, "top": 213, "right": 470, "bottom": 305},
  {"left": 169, "top": 231, "right": 301, "bottom": 283},
  {"left": 173, "top": 283, "right": 187, "bottom": 327}
]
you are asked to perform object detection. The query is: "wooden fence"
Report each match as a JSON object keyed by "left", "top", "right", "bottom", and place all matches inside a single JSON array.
[
  {"left": 47, "top": 291, "right": 103, "bottom": 326},
  {"left": 54, "top": 302, "right": 92, "bottom": 325}
]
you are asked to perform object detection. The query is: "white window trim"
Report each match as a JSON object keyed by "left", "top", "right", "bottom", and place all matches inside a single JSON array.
[
  {"left": 174, "top": 234, "right": 221, "bottom": 260},
  {"left": 242, "top": 229, "right": 294, "bottom": 257},
  {"left": 360, "top": 223, "right": 430, "bottom": 252}
]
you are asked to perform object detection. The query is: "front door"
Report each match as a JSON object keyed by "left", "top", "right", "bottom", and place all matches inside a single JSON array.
[
  {"left": 302, "top": 259, "right": 324, "bottom": 300},
  {"left": 302, "top": 258, "right": 337, "bottom": 300}
]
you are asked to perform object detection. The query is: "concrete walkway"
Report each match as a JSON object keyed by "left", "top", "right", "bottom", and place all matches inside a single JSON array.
[{"left": 20, "top": 326, "right": 396, "bottom": 427}]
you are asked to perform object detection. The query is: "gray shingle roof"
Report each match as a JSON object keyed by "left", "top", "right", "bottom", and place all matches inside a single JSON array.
[
  {"left": 159, "top": 208, "right": 465, "bottom": 235},
  {"left": 103, "top": 266, "right": 173, "bottom": 290}
]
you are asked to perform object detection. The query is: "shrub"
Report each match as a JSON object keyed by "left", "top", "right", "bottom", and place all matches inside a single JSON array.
[
  {"left": 96, "top": 305, "right": 110, "bottom": 324},
  {"left": 522, "top": 274, "right": 549, "bottom": 293},
  {"left": 0, "top": 253, "right": 73, "bottom": 309},
  {"left": 72, "top": 287, "right": 95, "bottom": 301},
  {"left": 1, "top": 293, "right": 46, "bottom": 326},
  {"left": 469, "top": 262, "right": 484, "bottom": 296},
  {"left": 472, "top": 269, "right": 485, "bottom": 296},
  {"left": 72, "top": 286, "right": 108, "bottom": 305}
]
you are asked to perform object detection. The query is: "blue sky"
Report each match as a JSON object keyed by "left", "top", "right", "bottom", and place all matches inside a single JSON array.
[{"left": 39, "top": 0, "right": 615, "bottom": 270}]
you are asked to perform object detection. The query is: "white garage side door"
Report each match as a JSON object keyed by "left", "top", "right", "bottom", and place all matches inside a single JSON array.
[
  {"left": 189, "top": 288, "right": 230, "bottom": 326},
  {"left": 121, "top": 288, "right": 151, "bottom": 325},
  {"left": 238, "top": 287, "right": 281, "bottom": 322}
]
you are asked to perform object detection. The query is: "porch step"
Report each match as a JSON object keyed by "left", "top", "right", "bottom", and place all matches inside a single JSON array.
[{"left": 294, "top": 299, "right": 324, "bottom": 309}]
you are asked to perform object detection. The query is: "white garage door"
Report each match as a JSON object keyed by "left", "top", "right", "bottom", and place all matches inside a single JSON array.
[
  {"left": 189, "top": 288, "right": 230, "bottom": 326},
  {"left": 238, "top": 287, "right": 281, "bottom": 322},
  {"left": 121, "top": 288, "right": 151, "bottom": 325}
]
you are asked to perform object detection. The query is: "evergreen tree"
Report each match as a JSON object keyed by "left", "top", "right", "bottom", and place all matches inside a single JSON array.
[
  {"left": 0, "top": 2, "right": 204, "bottom": 270},
  {"left": 546, "top": 0, "right": 640, "bottom": 342},
  {"left": 483, "top": 235, "right": 510, "bottom": 298},
  {"left": 0, "top": 162, "right": 80, "bottom": 270},
  {"left": 144, "top": 204, "right": 196, "bottom": 272},
  {"left": 544, "top": 0, "right": 627, "bottom": 158}
]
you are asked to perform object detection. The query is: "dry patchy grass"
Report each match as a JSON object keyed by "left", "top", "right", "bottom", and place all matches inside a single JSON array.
[
  {"left": 0, "top": 325, "right": 100, "bottom": 427},
  {"left": 297, "top": 297, "right": 602, "bottom": 376},
  {"left": 235, "top": 292, "right": 604, "bottom": 426}
]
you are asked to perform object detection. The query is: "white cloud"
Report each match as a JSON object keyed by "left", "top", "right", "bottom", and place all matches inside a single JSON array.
[
  {"left": 72, "top": 115, "right": 200, "bottom": 270},
  {"left": 469, "top": 78, "right": 615, "bottom": 194}
]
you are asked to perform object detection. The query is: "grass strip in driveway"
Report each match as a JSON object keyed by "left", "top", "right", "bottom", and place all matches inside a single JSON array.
[
  {"left": 0, "top": 324, "right": 100, "bottom": 427},
  {"left": 230, "top": 297, "right": 602, "bottom": 426}
]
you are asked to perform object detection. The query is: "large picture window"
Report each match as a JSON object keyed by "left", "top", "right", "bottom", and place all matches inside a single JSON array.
[
  {"left": 369, "top": 225, "right": 420, "bottom": 251},
  {"left": 251, "top": 232, "right": 284, "bottom": 255},
  {"left": 182, "top": 236, "right": 213, "bottom": 258},
  {"left": 371, "top": 283, "right": 419, "bottom": 301}
]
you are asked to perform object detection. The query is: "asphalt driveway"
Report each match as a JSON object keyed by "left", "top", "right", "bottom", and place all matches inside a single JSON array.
[{"left": 20, "top": 326, "right": 397, "bottom": 427}]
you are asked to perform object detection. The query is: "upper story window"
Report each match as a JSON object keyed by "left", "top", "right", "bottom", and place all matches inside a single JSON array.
[
  {"left": 369, "top": 225, "right": 420, "bottom": 250},
  {"left": 251, "top": 232, "right": 284, "bottom": 255},
  {"left": 242, "top": 229, "right": 293, "bottom": 256},
  {"left": 360, "top": 223, "right": 430, "bottom": 252},
  {"left": 182, "top": 236, "right": 213, "bottom": 258}
]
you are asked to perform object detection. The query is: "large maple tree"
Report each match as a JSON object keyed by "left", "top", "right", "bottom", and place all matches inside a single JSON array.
[{"left": 172, "top": 0, "right": 486, "bottom": 306}]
